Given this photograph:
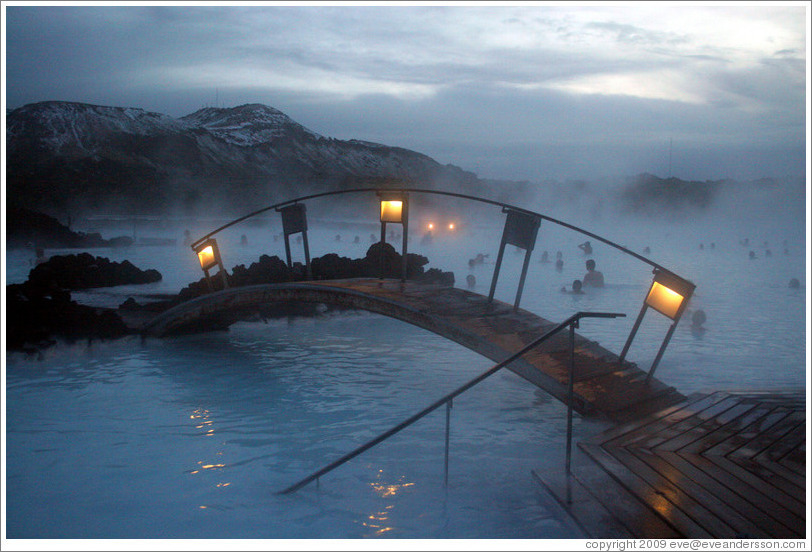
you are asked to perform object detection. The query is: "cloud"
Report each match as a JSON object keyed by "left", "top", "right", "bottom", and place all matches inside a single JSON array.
[{"left": 4, "top": 3, "right": 807, "bottom": 182}]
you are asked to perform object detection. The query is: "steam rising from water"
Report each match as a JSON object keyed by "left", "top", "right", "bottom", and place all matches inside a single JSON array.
[{"left": 5, "top": 176, "right": 806, "bottom": 539}]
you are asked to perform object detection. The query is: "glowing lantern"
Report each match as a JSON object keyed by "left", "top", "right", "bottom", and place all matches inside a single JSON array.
[
  {"left": 646, "top": 282, "right": 684, "bottom": 319},
  {"left": 620, "top": 269, "right": 696, "bottom": 381},
  {"left": 448, "top": 223, "right": 455, "bottom": 231},
  {"left": 380, "top": 200, "right": 404, "bottom": 223},
  {"left": 192, "top": 238, "right": 228, "bottom": 291},
  {"left": 646, "top": 270, "right": 694, "bottom": 320},
  {"left": 197, "top": 244, "right": 217, "bottom": 271},
  {"left": 376, "top": 191, "right": 409, "bottom": 281},
  {"left": 194, "top": 239, "right": 220, "bottom": 271}
]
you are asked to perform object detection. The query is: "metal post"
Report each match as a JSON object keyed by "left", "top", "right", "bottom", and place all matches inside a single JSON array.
[
  {"left": 513, "top": 248, "right": 533, "bottom": 311},
  {"left": 203, "top": 267, "right": 213, "bottom": 292},
  {"left": 619, "top": 302, "right": 648, "bottom": 364},
  {"left": 380, "top": 222, "right": 387, "bottom": 280},
  {"left": 566, "top": 319, "right": 577, "bottom": 475},
  {"left": 283, "top": 234, "right": 293, "bottom": 269},
  {"left": 444, "top": 398, "right": 452, "bottom": 487},
  {"left": 488, "top": 240, "right": 507, "bottom": 303},
  {"left": 302, "top": 230, "right": 312, "bottom": 280},
  {"left": 216, "top": 258, "right": 229, "bottom": 289},
  {"left": 401, "top": 203, "right": 409, "bottom": 282},
  {"left": 647, "top": 320, "right": 678, "bottom": 384}
]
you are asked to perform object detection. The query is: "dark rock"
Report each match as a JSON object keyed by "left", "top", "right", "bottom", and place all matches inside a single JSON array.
[
  {"left": 421, "top": 268, "right": 455, "bottom": 287},
  {"left": 176, "top": 244, "right": 454, "bottom": 302},
  {"left": 119, "top": 297, "right": 140, "bottom": 310},
  {"left": 6, "top": 281, "right": 131, "bottom": 352},
  {"left": 28, "top": 253, "right": 163, "bottom": 290},
  {"left": 5, "top": 206, "right": 132, "bottom": 249},
  {"left": 6, "top": 252, "right": 165, "bottom": 351}
]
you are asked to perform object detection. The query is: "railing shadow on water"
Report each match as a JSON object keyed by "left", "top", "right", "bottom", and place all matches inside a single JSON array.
[{"left": 277, "top": 310, "right": 625, "bottom": 495}]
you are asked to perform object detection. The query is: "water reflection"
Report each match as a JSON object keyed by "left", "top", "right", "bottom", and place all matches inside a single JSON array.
[
  {"left": 191, "top": 408, "right": 217, "bottom": 437},
  {"left": 369, "top": 469, "right": 415, "bottom": 498},
  {"left": 363, "top": 505, "right": 395, "bottom": 536},
  {"left": 358, "top": 469, "right": 417, "bottom": 536}
]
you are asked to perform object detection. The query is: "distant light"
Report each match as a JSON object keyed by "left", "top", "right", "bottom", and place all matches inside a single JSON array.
[
  {"left": 380, "top": 200, "right": 403, "bottom": 223},
  {"left": 448, "top": 223, "right": 455, "bottom": 230},
  {"left": 428, "top": 223, "right": 434, "bottom": 230}
]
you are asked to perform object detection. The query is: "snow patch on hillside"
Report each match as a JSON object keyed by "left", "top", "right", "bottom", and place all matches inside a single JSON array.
[{"left": 181, "top": 103, "right": 322, "bottom": 146}]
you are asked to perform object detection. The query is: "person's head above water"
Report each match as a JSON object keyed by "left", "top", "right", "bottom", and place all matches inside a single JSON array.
[
  {"left": 586, "top": 259, "right": 596, "bottom": 271},
  {"left": 572, "top": 279, "right": 583, "bottom": 292}
]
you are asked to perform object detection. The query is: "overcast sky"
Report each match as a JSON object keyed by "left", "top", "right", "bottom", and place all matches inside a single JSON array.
[{"left": 3, "top": 2, "right": 809, "bottom": 183}]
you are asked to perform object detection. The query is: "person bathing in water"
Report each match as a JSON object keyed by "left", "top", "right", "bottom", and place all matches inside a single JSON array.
[
  {"left": 561, "top": 279, "right": 584, "bottom": 294},
  {"left": 583, "top": 259, "right": 604, "bottom": 287}
]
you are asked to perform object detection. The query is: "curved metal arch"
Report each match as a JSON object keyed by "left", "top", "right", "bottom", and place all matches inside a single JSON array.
[{"left": 190, "top": 186, "right": 689, "bottom": 282}]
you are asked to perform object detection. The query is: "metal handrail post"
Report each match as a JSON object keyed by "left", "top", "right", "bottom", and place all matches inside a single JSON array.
[
  {"left": 444, "top": 398, "right": 452, "bottom": 487},
  {"left": 566, "top": 319, "right": 578, "bottom": 476}
]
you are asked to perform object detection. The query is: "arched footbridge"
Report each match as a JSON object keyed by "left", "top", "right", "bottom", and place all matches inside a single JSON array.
[
  {"left": 140, "top": 186, "right": 699, "bottom": 426},
  {"left": 142, "top": 277, "right": 685, "bottom": 424},
  {"left": 136, "top": 188, "right": 806, "bottom": 515}
]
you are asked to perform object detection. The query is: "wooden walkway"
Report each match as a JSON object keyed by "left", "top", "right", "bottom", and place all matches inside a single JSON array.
[
  {"left": 533, "top": 390, "right": 807, "bottom": 538},
  {"left": 141, "top": 278, "right": 685, "bottom": 422}
]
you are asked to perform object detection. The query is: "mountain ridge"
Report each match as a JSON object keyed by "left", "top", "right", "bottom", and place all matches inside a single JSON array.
[{"left": 6, "top": 100, "right": 491, "bottom": 218}]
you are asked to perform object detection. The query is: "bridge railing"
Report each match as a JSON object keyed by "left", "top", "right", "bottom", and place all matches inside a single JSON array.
[
  {"left": 278, "top": 310, "right": 625, "bottom": 495},
  {"left": 188, "top": 187, "right": 695, "bottom": 381},
  {"left": 190, "top": 187, "right": 679, "bottom": 277}
]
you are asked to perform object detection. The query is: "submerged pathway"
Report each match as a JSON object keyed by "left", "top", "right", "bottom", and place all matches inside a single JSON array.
[{"left": 142, "top": 277, "right": 685, "bottom": 423}]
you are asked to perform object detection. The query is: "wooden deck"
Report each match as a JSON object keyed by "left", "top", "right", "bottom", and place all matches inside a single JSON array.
[
  {"left": 141, "top": 278, "right": 685, "bottom": 422},
  {"left": 533, "top": 390, "right": 807, "bottom": 538}
]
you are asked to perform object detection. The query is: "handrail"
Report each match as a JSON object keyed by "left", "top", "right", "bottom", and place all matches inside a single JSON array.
[
  {"left": 278, "top": 310, "right": 625, "bottom": 495},
  {"left": 189, "top": 187, "right": 685, "bottom": 282}
]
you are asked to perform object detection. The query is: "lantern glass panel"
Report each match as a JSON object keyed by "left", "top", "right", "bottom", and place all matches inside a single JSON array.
[
  {"left": 197, "top": 245, "right": 217, "bottom": 271},
  {"left": 380, "top": 200, "right": 403, "bottom": 223},
  {"left": 645, "top": 281, "right": 684, "bottom": 319}
]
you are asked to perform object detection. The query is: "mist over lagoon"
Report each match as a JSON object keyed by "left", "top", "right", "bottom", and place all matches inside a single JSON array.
[
  {"left": 3, "top": 1, "right": 809, "bottom": 544},
  {"left": 5, "top": 176, "right": 806, "bottom": 539}
]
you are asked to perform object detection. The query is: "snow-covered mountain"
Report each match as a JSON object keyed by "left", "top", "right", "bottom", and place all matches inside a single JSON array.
[
  {"left": 6, "top": 101, "right": 491, "bottom": 217},
  {"left": 180, "top": 104, "right": 321, "bottom": 146}
]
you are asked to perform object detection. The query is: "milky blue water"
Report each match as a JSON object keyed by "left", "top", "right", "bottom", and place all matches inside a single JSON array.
[{"left": 4, "top": 189, "right": 808, "bottom": 540}]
